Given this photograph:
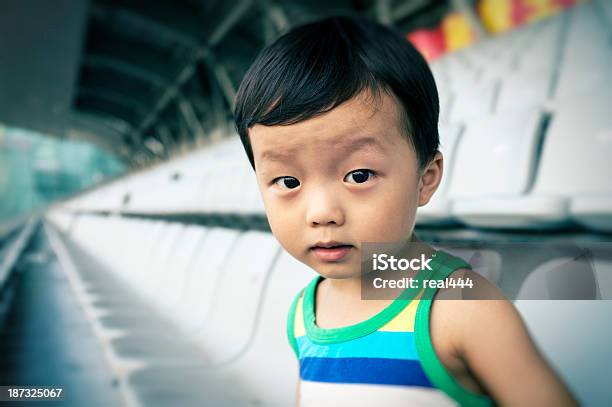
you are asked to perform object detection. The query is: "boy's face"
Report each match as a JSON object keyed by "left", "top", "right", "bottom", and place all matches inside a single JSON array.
[{"left": 249, "top": 90, "right": 441, "bottom": 279}]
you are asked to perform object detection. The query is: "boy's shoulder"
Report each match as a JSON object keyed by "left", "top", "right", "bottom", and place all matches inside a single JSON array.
[
  {"left": 431, "top": 267, "right": 521, "bottom": 353},
  {"left": 429, "top": 268, "right": 578, "bottom": 404},
  {"left": 431, "top": 267, "right": 509, "bottom": 330},
  {"left": 432, "top": 267, "right": 504, "bottom": 299},
  {"left": 429, "top": 268, "right": 517, "bottom": 394}
]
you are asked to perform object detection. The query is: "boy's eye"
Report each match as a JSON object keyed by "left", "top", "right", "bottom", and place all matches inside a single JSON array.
[
  {"left": 344, "top": 169, "right": 376, "bottom": 184},
  {"left": 273, "top": 176, "right": 300, "bottom": 190}
]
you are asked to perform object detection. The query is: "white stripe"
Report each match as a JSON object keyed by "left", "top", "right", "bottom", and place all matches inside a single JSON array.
[{"left": 300, "top": 380, "right": 458, "bottom": 407}]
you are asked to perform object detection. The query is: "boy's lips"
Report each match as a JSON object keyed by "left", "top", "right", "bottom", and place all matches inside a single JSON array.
[{"left": 310, "top": 241, "right": 354, "bottom": 261}]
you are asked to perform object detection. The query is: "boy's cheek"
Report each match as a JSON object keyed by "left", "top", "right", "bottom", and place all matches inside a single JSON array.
[
  {"left": 270, "top": 225, "right": 308, "bottom": 266},
  {"left": 258, "top": 189, "right": 278, "bottom": 221},
  {"left": 366, "top": 193, "right": 419, "bottom": 240},
  {"left": 261, "top": 195, "right": 283, "bottom": 226},
  {"left": 264, "top": 205, "right": 301, "bottom": 252}
]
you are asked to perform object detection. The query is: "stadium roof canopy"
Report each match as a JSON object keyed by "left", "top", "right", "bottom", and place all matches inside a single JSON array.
[{"left": 0, "top": 0, "right": 451, "bottom": 167}]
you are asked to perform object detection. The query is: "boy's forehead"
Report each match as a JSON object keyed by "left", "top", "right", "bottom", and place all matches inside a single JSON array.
[{"left": 250, "top": 91, "right": 403, "bottom": 159}]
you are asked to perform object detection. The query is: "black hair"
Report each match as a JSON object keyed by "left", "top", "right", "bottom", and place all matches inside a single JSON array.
[{"left": 233, "top": 14, "right": 439, "bottom": 172}]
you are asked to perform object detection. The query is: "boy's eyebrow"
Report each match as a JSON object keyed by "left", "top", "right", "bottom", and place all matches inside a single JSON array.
[{"left": 260, "top": 135, "right": 388, "bottom": 163}]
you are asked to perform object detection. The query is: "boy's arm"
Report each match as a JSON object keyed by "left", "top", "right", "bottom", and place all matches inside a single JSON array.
[
  {"left": 448, "top": 269, "right": 579, "bottom": 406},
  {"left": 296, "top": 373, "right": 300, "bottom": 407}
]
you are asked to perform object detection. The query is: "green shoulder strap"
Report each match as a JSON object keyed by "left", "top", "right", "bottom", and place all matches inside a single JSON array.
[
  {"left": 286, "top": 287, "right": 305, "bottom": 358},
  {"left": 415, "top": 250, "right": 496, "bottom": 407}
]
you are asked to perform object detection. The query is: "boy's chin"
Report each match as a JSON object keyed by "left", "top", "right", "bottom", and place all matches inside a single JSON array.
[{"left": 316, "top": 266, "right": 362, "bottom": 280}]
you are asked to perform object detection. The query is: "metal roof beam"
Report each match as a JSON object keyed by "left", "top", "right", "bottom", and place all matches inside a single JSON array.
[
  {"left": 78, "top": 87, "right": 149, "bottom": 118},
  {"left": 125, "top": 0, "right": 254, "bottom": 146},
  {"left": 83, "top": 54, "right": 169, "bottom": 88}
]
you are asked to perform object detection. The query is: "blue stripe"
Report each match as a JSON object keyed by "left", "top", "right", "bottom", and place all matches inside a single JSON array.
[
  {"left": 297, "top": 331, "right": 419, "bottom": 360},
  {"left": 300, "top": 357, "right": 433, "bottom": 387}
]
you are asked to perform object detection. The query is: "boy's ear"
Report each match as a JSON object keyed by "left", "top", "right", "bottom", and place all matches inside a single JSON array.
[{"left": 417, "top": 151, "right": 443, "bottom": 207}]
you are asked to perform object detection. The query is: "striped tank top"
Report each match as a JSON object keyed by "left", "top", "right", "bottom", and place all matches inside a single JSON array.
[{"left": 286, "top": 250, "right": 495, "bottom": 407}]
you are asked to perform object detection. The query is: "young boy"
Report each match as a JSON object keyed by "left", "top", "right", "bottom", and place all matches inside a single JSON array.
[{"left": 233, "top": 15, "right": 578, "bottom": 406}]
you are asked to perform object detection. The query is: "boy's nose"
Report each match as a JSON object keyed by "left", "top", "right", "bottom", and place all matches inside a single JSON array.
[{"left": 305, "top": 187, "right": 345, "bottom": 227}]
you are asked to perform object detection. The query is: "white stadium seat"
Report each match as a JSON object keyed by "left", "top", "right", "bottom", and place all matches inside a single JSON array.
[
  {"left": 448, "top": 79, "right": 498, "bottom": 124},
  {"left": 449, "top": 107, "right": 554, "bottom": 228},
  {"left": 175, "top": 227, "right": 241, "bottom": 331},
  {"left": 153, "top": 225, "right": 209, "bottom": 313},
  {"left": 192, "top": 230, "right": 280, "bottom": 365},
  {"left": 496, "top": 70, "right": 552, "bottom": 113},
  {"left": 127, "top": 250, "right": 317, "bottom": 406},
  {"left": 553, "top": 2, "right": 612, "bottom": 102}
]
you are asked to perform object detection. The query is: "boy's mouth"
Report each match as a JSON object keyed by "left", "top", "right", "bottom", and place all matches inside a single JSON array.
[
  {"left": 310, "top": 241, "right": 353, "bottom": 249},
  {"left": 310, "top": 241, "right": 354, "bottom": 261}
]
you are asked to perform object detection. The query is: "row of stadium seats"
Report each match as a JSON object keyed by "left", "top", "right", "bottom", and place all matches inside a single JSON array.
[
  {"left": 421, "top": 93, "right": 611, "bottom": 231},
  {"left": 47, "top": 211, "right": 315, "bottom": 406},
  {"left": 45, "top": 211, "right": 612, "bottom": 405},
  {"left": 60, "top": 88, "right": 611, "bottom": 233},
  {"left": 62, "top": 136, "right": 262, "bottom": 216},
  {"left": 432, "top": 1, "right": 612, "bottom": 124}
]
